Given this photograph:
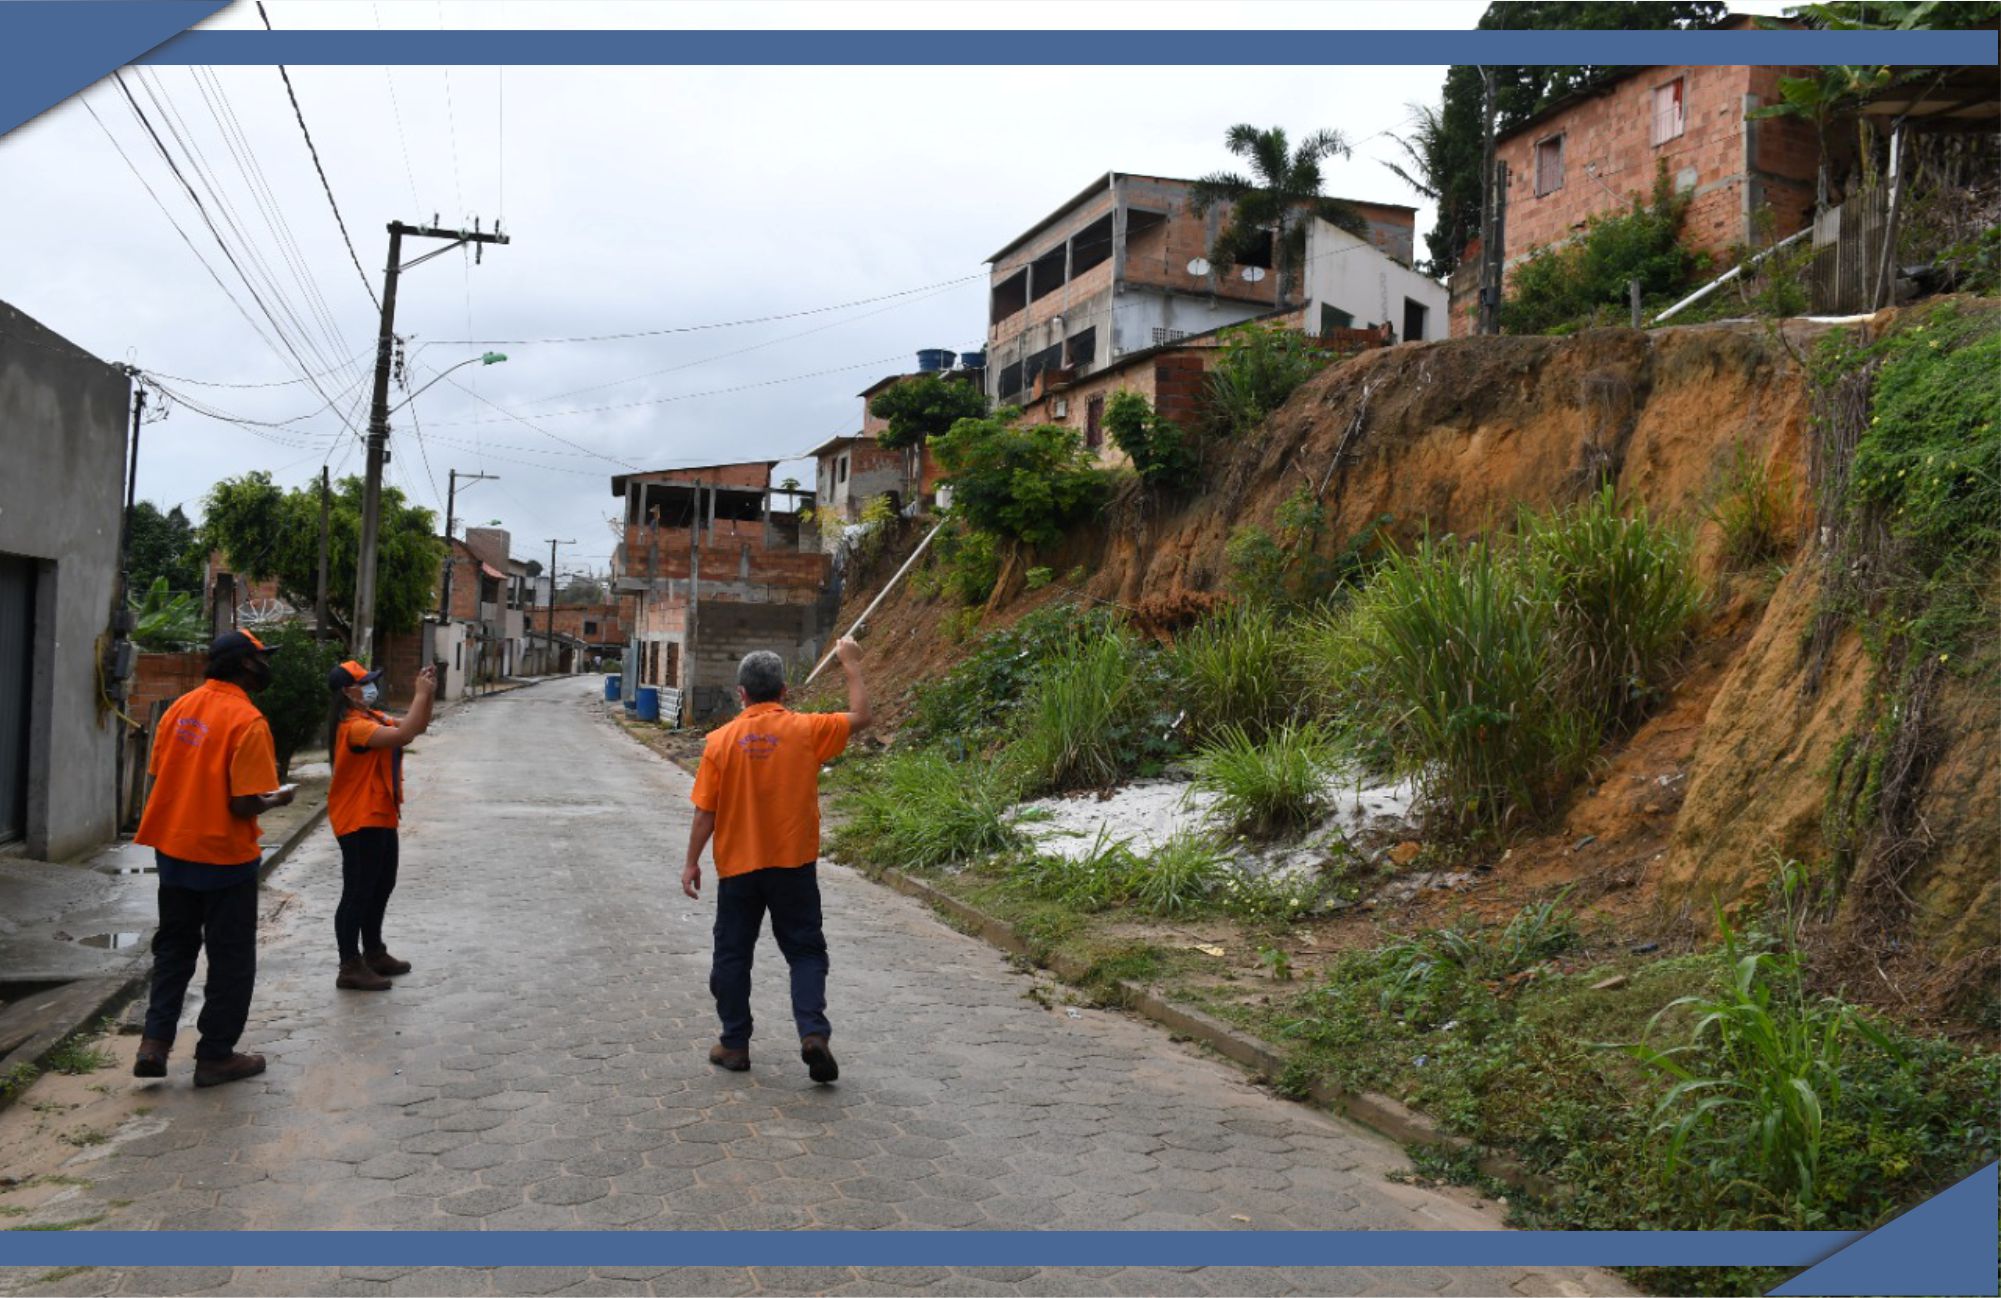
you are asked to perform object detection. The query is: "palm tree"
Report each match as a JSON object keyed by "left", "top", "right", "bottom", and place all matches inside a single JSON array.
[{"left": 1190, "top": 124, "right": 1370, "bottom": 308}]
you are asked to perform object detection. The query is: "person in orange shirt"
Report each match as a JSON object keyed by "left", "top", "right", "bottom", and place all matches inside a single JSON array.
[
  {"left": 682, "top": 637, "right": 869, "bottom": 1083},
  {"left": 325, "top": 660, "right": 435, "bottom": 991},
  {"left": 131, "top": 631, "right": 296, "bottom": 1088}
]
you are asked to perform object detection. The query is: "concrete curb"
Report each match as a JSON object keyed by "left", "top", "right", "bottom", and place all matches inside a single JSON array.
[
  {"left": 872, "top": 864, "right": 1563, "bottom": 1202},
  {"left": 0, "top": 795, "right": 329, "bottom": 1118}
]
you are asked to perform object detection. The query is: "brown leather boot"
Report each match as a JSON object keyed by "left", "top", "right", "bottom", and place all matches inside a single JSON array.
[
  {"left": 132, "top": 1037, "right": 171, "bottom": 1079},
  {"left": 193, "top": 1052, "right": 266, "bottom": 1088},
  {"left": 364, "top": 947, "right": 412, "bottom": 976},
  {"left": 336, "top": 958, "right": 392, "bottom": 991},
  {"left": 708, "top": 1042, "right": 750, "bottom": 1072},
  {"left": 800, "top": 1035, "right": 838, "bottom": 1084}
]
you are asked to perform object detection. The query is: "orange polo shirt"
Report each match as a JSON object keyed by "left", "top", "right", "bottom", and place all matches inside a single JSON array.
[
  {"left": 330, "top": 710, "right": 403, "bottom": 836},
  {"left": 134, "top": 680, "right": 279, "bottom": 864},
  {"left": 690, "top": 703, "right": 850, "bottom": 877}
]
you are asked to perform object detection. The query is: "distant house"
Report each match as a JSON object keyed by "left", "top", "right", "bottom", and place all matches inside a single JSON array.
[
  {"left": 984, "top": 171, "right": 1419, "bottom": 408},
  {"left": 609, "top": 461, "right": 831, "bottom": 722},
  {"left": 1452, "top": 48, "right": 1821, "bottom": 336}
]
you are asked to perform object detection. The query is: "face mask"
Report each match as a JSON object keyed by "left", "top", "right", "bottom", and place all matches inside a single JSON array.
[
  {"left": 242, "top": 657, "right": 274, "bottom": 692},
  {"left": 361, "top": 682, "right": 380, "bottom": 707}
]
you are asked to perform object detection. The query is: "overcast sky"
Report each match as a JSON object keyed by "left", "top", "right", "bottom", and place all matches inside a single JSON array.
[{"left": 0, "top": 0, "right": 1787, "bottom": 578}]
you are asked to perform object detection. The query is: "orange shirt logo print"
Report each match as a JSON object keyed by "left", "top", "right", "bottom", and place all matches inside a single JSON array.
[
  {"left": 738, "top": 732, "right": 781, "bottom": 761},
  {"left": 172, "top": 717, "right": 210, "bottom": 750}
]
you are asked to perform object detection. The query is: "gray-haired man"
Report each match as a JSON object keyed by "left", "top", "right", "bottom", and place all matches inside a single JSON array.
[{"left": 683, "top": 639, "right": 869, "bottom": 1082}]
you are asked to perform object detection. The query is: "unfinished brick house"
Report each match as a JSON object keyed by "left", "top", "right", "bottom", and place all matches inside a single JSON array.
[
  {"left": 609, "top": 461, "right": 834, "bottom": 722},
  {"left": 985, "top": 172, "right": 1418, "bottom": 408},
  {"left": 1451, "top": 56, "right": 1819, "bottom": 337}
]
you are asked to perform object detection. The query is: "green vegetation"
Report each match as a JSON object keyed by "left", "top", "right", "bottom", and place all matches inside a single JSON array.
[
  {"left": 1188, "top": 123, "right": 1368, "bottom": 306},
  {"left": 44, "top": 1024, "right": 114, "bottom": 1077},
  {"left": 128, "top": 577, "right": 208, "bottom": 652},
  {"left": 1502, "top": 164, "right": 1704, "bottom": 335},
  {"left": 1166, "top": 603, "right": 1301, "bottom": 743},
  {"left": 905, "top": 604, "right": 1126, "bottom": 756},
  {"left": 1189, "top": 722, "right": 1340, "bottom": 839},
  {"left": 253, "top": 622, "right": 346, "bottom": 780},
  {"left": 867, "top": 372, "right": 987, "bottom": 450},
  {"left": 824, "top": 748, "right": 1021, "bottom": 873},
  {"left": 1812, "top": 305, "right": 2000, "bottom": 899},
  {"left": 204, "top": 470, "right": 441, "bottom": 643},
  {"left": 1103, "top": 390, "right": 1199, "bottom": 492},
  {"left": 931, "top": 414, "right": 1108, "bottom": 548},
  {"left": 0, "top": 1062, "right": 38, "bottom": 1103},
  {"left": 126, "top": 500, "right": 204, "bottom": 597},
  {"left": 1203, "top": 324, "right": 1332, "bottom": 440},
  {"left": 1707, "top": 442, "right": 1794, "bottom": 570},
  {"left": 1008, "top": 624, "right": 1176, "bottom": 793}
]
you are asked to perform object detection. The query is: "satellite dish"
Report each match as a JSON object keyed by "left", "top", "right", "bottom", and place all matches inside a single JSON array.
[
  {"left": 1240, "top": 266, "right": 1267, "bottom": 283},
  {"left": 1186, "top": 257, "right": 1211, "bottom": 276}
]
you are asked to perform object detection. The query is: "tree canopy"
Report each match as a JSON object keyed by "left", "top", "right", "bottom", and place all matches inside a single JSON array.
[
  {"left": 1386, "top": 1, "right": 1726, "bottom": 275},
  {"left": 202, "top": 471, "right": 442, "bottom": 644},
  {"left": 127, "top": 501, "right": 205, "bottom": 595},
  {"left": 1190, "top": 124, "right": 1369, "bottom": 305},
  {"left": 868, "top": 374, "right": 988, "bottom": 450},
  {"left": 931, "top": 414, "right": 1106, "bottom": 548}
]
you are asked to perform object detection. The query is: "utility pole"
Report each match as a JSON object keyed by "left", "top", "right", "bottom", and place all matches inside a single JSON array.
[
  {"left": 1476, "top": 66, "right": 1499, "bottom": 336},
  {"left": 110, "top": 377, "right": 145, "bottom": 827},
  {"left": 438, "top": 468, "right": 498, "bottom": 620},
  {"left": 352, "top": 218, "right": 510, "bottom": 661},
  {"left": 315, "top": 466, "right": 331, "bottom": 638},
  {"left": 545, "top": 537, "right": 573, "bottom": 673}
]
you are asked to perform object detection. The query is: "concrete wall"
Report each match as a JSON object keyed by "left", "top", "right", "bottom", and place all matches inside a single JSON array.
[
  {"left": 0, "top": 301, "right": 128, "bottom": 860},
  {"left": 1303, "top": 220, "right": 1450, "bottom": 342}
]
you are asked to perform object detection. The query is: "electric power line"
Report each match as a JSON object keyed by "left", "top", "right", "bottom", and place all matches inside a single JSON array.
[{"left": 256, "top": 0, "right": 381, "bottom": 313}]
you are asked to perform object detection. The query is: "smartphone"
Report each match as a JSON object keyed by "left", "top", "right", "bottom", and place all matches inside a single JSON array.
[{"left": 275, "top": 783, "right": 299, "bottom": 798}]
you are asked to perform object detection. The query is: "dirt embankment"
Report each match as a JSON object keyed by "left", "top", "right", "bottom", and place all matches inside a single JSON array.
[{"left": 814, "top": 318, "right": 1996, "bottom": 973}]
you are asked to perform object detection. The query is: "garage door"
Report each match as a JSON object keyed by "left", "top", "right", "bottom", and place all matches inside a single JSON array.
[{"left": 0, "top": 553, "right": 34, "bottom": 844}]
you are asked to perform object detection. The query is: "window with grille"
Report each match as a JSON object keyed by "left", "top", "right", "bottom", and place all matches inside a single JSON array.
[
  {"left": 1534, "top": 134, "right": 1565, "bottom": 196},
  {"left": 1151, "top": 327, "right": 1187, "bottom": 347},
  {"left": 1651, "top": 78, "right": 1686, "bottom": 146}
]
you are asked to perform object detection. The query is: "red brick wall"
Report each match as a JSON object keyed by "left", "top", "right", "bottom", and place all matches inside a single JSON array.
[
  {"left": 129, "top": 651, "right": 208, "bottom": 722},
  {"left": 547, "top": 603, "right": 625, "bottom": 642},
  {"left": 1152, "top": 353, "right": 1209, "bottom": 429},
  {"left": 1495, "top": 64, "right": 1818, "bottom": 267}
]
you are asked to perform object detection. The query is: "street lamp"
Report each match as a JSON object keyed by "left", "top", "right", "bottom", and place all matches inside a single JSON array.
[{"left": 388, "top": 352, "right": 507, "bottom": 415}]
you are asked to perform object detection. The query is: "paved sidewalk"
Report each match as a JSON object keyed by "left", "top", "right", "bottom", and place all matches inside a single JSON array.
[{"left": 0, "top": 677, "right": 1623, "bottom": 1298}]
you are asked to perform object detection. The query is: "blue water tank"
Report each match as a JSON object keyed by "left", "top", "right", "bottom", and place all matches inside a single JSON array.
[
  {"left": 604, "top": 674, "right": 621, "bottom": 702},
  {"left": 636, "top": 686, "right": 660, "bottom": 722},
  {"left": 916, "top": 348, "right": 953, "bottom": 373},
  {"left": 960, "top": 349, "right": 987, "bottom": 371}
]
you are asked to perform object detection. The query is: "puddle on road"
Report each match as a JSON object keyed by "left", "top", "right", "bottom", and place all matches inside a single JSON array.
[{"left": 75, "top": 932, "right": 144, "bottom": 950}]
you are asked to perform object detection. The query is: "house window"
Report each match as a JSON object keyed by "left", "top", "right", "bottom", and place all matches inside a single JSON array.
[
  {"left": 1651, "top": 78, "right": 1686, "bottom": 146},
  {"left": 837, "top": 455, "right": 849, "bottom": 484},
  {"left": 1320, "top": 304, "right": 1354, "bottom": 334},
  {"left": 454, "top": 642, "right": 462, "bottom": 670},
  {"left": 583, "top": 620, "right": 598, "bottom": 636},
  {"left": 1534, "top": 134, "right": 1565, "bottom": 196},
  {"left": 1065, "top": 327, "right": 1096, "bottom": 370},
  {"left": 1085, "top": 395, "right": 1105, "bottom": 450},
  {"left": 1403, "top": 298, "right": 1428, "bottom": 343}
]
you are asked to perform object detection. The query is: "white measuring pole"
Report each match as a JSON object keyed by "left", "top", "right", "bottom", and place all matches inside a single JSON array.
[{"left": 803, "top": 517, "right": 949, "bottom": 686}]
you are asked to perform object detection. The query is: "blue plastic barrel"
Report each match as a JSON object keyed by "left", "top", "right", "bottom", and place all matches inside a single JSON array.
[
  {"left": 635, "top": 686, "right": 660, "bottom": 722},
  {"left": 916, "top": 348, "right": 953, "bottom": 372},
  {"left": 604, "top": 674, "right": 621, "bottom": 702}
]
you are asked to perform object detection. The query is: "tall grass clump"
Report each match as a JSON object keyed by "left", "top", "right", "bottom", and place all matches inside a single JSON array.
[
  {"left": 1360, "top": 535, "right": 1598, "bottom": 831},
  {"left": 1168, "top": 603, "right": 1302, "bottom": 743},
  {"left": 1707, "top": 442, "right": 1794, "bottom": 570},
  {"left": 1008, "top": 625, "right": 1173, "bottom": 793},
  {"left": 1520, "top": 487, "right": 1705, "bottom": 730},
  {"left": 827, "top": 749, "right": 1021, "bottom": 871},
  {"left": 1628, "top": 911, "right": 1897, "bottom": 1217},
  {"left": 1128, "top": 832, "right": 1229, "bottom": 916},
  {"left": 1190, "top": 721, "right": 1341, "bottom": 839}
]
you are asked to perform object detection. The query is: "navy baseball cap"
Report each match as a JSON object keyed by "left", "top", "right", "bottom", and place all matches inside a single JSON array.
[{"left": 208, "top": 629, "right": 280, "bottom": 666}]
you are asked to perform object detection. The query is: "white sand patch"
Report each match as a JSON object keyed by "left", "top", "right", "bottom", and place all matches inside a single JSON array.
[{"left": 1011, "top": 767, "right": 1421, "bottom": 882}]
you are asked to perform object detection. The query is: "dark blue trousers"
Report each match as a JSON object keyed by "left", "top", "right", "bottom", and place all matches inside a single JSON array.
[
  {"left": 710, "top": 861, "right": 831, "bottom": 1048},
  {"left": 143, "top": 874, "right": 258, "bottom": 1061}
]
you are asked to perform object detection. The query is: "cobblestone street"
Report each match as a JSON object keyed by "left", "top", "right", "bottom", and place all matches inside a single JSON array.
[{"left": 0, "top": 677, "right": 1621, "bottom": 1297}]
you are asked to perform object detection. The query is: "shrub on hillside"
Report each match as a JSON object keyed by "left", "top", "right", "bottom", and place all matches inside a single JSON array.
[
  {"left": 931, "top": 413, "right": 1108, "bottom": 547},
  {"left": 868, "top": 372, "right": 987, "bottom": 450},
  {"left": 906, "top": 603, "right": 1126, "bottom": 755},
  {"left": 1104, "top": 390, "right": 1200, "bottom": 491},
  {"left": 1007, "top": 624, "right": 1179, "bottom": 793},
  {"left": 1203, "top": 323, "right": 1332, "bottom": 439},
  {"left": 1190, "top": 721, "right": 1341, "bottom": 839},
  {"left": 1502, "top": 163, "right": 1703, "bottom": 335},
  {"left": 1167, "top": 603, "right": 1303, "bottom": 743}
]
